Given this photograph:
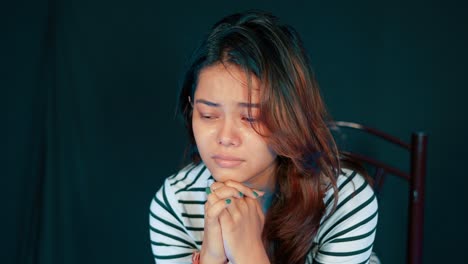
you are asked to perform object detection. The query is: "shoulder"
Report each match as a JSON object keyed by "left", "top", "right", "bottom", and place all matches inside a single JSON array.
[
  {"left": 311, "top": 169, "right": 378, "bottom": 262},
  {"left": 323, "top": 168, "right": 376, "bottom": 213},
  {"left": 152, "top": 162, "right": 213, "bottom": 206},
  {"left": 149, "top": 162, "right": 212, "bottom": 252},
  {"left": 165, "top": 162, "right": 213, "bottom": 192},
  {"left": 149, "top": 163, "right": 210, "bottom": 260},
  {"left": 149, "top": 162, "right": 212, "bottom": 221},
  {"left": 316, "top": 168, "right": 378, "bottom": 243}
]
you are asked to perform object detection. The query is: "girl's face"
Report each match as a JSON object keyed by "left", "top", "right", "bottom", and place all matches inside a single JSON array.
[{"left": 192, "top": 63, "right": 277, "bottom": 191}]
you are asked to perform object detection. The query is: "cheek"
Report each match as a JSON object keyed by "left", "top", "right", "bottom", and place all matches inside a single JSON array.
[
  {"left": 244, "top": 133, "right": 276, "bottom": 159},
  {"left": 192, "top": 120, "right": 216, "bottom": 149},
  {"left": 192, "top": 120, "right": 204, "bottom": 146}
]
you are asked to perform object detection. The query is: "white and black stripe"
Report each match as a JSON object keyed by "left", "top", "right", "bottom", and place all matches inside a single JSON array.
[{"left": 149, "top": 163, "right": 378, "bottom": 263}]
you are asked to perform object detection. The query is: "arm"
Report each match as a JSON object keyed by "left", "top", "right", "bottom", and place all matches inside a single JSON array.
[
  {"left": 313, "top": 172, "right": 378, "bottom": 264},
  {"left": 208, "top": 181, "right": 270, "bottom": 264},
  {"left": 219, "top": 196, "right": 270, "bottom": 264},
  {"left": 149, "top": 180, "right": 198, "bottom": 263}
]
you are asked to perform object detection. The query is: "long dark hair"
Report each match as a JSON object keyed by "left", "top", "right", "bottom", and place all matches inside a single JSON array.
[{"left": 179, "top": 10, "right": 347, "bottom": 264}]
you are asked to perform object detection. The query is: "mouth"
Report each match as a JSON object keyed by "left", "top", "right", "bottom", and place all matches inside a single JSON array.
[{"left": 212, "top": 154, "right": 244, "bottom": 168}]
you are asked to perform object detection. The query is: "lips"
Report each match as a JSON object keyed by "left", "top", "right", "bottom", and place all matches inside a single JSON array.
[{"left": 212, "top": 154, "right": 244, "bottom": 168}]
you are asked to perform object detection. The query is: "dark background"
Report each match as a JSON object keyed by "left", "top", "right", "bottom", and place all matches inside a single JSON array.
[{"left": 4, "top": 0, "right": 468, "bottom": 263}]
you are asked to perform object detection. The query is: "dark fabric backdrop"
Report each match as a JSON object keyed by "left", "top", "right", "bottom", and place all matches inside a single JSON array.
[{"left": 4, "top": 0, "right": 468, "bottom": 263}]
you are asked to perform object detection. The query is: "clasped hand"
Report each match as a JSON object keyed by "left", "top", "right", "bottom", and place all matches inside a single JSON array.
[{"left": 201, "top": 180, "right": 269, "bottom": 264}]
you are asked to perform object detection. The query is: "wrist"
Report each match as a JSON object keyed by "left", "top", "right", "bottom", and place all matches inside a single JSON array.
[
  {"left": 231, "top": 244, "right": 270, "bottom": 264},
  {"left": 200, "top": 249, "right": 227, "bottom": 264}
]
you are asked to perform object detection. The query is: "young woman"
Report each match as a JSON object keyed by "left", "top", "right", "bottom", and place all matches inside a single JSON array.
[{"left": 149, "top": 11, "right": 378, "bottom": 264}]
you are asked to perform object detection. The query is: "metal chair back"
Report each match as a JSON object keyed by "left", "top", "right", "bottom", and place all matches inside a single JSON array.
[{"left": 329, "top": 121, "right": 427, "bottom": 264}]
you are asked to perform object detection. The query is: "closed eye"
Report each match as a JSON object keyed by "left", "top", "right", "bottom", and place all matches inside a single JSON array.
[
  {"left": 242, "top": 116, "right": 258, "bottom": 123},
  {"left": 200, "top": 114, "right": 218, "bottom": 120}
]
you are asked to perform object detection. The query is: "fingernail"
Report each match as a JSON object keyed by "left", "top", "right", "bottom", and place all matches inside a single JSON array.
[
  {"left": 253, "top": 191, "right": 259, "bottom": 197},
  {"left": 225, "top": 199, "right": 231, "bottom": 204},
  {"left": 205, "top": 187, "right": 211, "bottom": 194},
  {"left": 239, "top": 192, "right": 244, "bottom": 197}
]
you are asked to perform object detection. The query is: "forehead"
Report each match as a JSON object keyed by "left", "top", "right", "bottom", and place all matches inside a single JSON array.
[{"left": 195, "top": 63, "right": 260, "bottom": 98}]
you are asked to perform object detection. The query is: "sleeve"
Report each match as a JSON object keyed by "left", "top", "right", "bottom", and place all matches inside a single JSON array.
[
  {"left": 313, "top": 172, "right": 379, "bottom": 264},
  {"left": 149, "top": 179, "right": 198, "bottom": 264}
]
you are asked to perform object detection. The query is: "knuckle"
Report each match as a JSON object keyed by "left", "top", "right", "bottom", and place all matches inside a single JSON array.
[
  {"left": 225, "top": 180, "right": 234, "bottom": 185},
  {"left": 206, "top": 195, "right": 214, "bottom": 204},
  {"left": 211, "top": 182, "right": 225, "bottom": 190},
  {"left": 205, "top": 209, "right": 216, "bottom": 219},
  {"left": 237, "top": 201, "right": 248, "bottom": 212}
]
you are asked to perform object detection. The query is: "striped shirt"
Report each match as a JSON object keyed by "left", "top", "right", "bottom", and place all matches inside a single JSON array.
[{"left": 149, "top": 163, "right": 378, "bottom": 263}]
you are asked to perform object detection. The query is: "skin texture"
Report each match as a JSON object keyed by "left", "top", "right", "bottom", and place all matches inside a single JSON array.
[
  {"left": 192, "top": 63, "right": 277, "bottom": 192},
  {"left": 193, "top": 63, "right": 274, "bottom": 264}
]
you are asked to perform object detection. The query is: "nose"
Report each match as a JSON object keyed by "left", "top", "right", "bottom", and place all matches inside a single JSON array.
[{"left": 217, "top": 118, "right": 241, "bottom": 147}]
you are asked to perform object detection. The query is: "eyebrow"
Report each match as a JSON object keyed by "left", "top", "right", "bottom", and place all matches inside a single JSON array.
[
  {"left": 195, "top": 99, "right": 220, "bottom": 107},
  {"left": 195, "top": 99, "right": 260, "bottom": 108}
]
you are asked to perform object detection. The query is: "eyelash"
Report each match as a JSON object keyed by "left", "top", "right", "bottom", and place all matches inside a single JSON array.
[
  {"left": 201, "top": 114, "right": 217, "bottom": 120},
  {"left": 242, "top": 116, "right": 257, "bottom": 123},
  {"left": 199, "top": 114, "right": 257, "bottom": 123}
]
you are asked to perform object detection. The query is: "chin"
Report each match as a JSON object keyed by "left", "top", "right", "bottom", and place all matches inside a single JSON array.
[
  {"left": 211, "top": 172, "right": 237, "bottom": 183},
  {"left": 209, "top": 168, "right": 245, "bottom": 183}
]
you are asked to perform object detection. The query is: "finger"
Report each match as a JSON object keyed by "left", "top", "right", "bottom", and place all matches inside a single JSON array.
[
  {"left": 245, "top": 197, "right": 265, "bottom": 224},
  {"left": 205, "top": 197, "right": 232, "bottom": 223},
  {"left": 205, "top": 187, "right": 221, "bottom": 206},
  {"left": 244, "top": 196, "right": 263, "bottom": 214},
  {"left": 219, "top": 205, "right": 234, "bottom": 228},
  {"left": 225, "top": 197, "right": 247, "bottom": 224},
  {"left": 223, "top": 180, "right": 265, "bottom": 199},
  {"left": 253, "top": 198, "right": 265, "bottom": 223},
  {"left": 212, "top": 185, "right": 244, "bottom": 199},
  {"left": 206, "top": 194, "right": 220, "bottom": 207},
  {"left": 209, "top": 181, "right": 225, "bottom": 191}
]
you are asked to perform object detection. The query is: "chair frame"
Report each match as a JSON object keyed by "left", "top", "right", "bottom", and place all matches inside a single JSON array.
[{"left": 329, "top": 121, "right": 428, "bottom": 264}]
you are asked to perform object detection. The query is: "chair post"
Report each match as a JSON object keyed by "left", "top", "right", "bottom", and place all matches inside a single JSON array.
[{"left": 408, "top": 132, "right": 428, "bottom": 264}]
